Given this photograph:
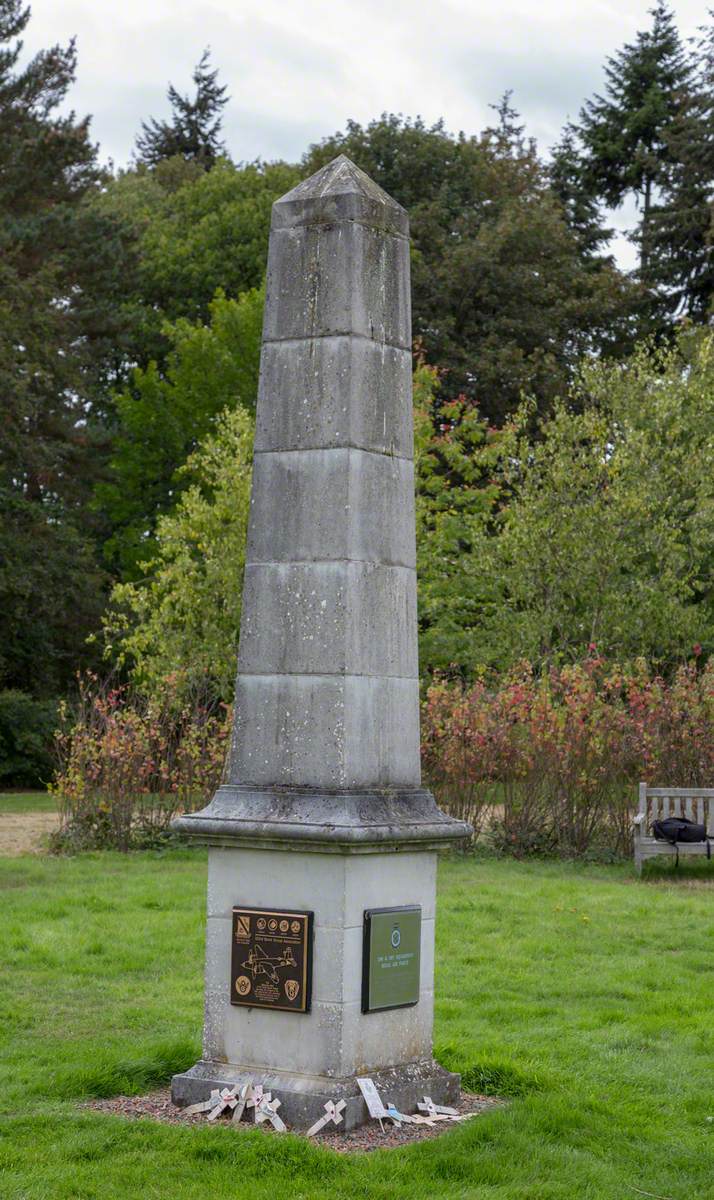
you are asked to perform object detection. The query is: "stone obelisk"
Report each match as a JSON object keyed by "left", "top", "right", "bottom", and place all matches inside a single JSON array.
[{"left": 172, "top": 155, "right": 471, "bottom": 1129}]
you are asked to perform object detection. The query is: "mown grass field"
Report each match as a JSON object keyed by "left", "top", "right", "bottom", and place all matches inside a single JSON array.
[
  {"left": 1, "top": 846, "right": 713, "bottom": 1199},
  {"left": 0, "top": 791, "right": 56, "bottom": 813}
]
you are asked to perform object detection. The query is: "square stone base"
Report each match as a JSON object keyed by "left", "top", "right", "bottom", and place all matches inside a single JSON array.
[
  {"left": 175, "top": 841, "right": 463, "bottom": 1130},
  {"left": 201, "top": 847, "right": 439, "bottom": 1078},
  {"left": 171, "top": 1057, "right": 460, "bottom": 1131}
]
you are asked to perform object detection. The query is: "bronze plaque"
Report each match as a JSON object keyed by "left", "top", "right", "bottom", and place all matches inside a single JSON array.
[{"left": 230, "top": 906, "right": 313, "bottom": 1013}]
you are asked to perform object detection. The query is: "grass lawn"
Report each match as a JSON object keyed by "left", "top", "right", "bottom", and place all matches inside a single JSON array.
[
  {"left": 0, "top": 791, "right": 56, "bottom": 813},
  {"left": 1, "top": 847, "right": 713, "bottom": 1199}
]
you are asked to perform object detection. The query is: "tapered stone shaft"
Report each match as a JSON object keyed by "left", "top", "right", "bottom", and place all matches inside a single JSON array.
[{"left": 229, "top": 154, "right": 419, "bottom": 791}]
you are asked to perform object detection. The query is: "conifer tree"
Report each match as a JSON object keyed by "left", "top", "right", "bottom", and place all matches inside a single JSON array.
[
  {"left": 549, "top": 123, "right": 613, "bottom": 262},
  {"left": 577, "top": 1, "right": 693, "bottom": 277},
  {"left": 135, "top": 49, "right": 229, "bottom": 169},
  {"left": 0, "top": 0, "right": 127, "bottom": 695},
  {"left": 648, "top": 14, "right": 714, "bottom": 319}
]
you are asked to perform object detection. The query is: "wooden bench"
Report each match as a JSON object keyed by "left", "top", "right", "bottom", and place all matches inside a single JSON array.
[{"left": 634, "top": 783, "right": 714, "bottom": 874}]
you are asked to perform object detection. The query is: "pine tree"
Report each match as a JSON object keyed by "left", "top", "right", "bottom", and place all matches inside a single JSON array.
[
  {"left": 0, "top": 0, "right": 128, "bottom": 695},
  {"left": 549, "top": 124, "right": 613, "bottom": 262},
  {"left": 484, "top": 91, "right": 535, "bottom": 159},
  {"left": 135, "top": 49, "right": 229, "bottom": 169},
  {"left": 578, "top": 1, "right": 693, "bottom": 278},
  {"left": 648, "top": 15, "right": 714, "bottom": 319}
]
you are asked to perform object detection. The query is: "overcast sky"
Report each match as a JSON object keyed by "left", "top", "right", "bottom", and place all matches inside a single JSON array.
[{"left": 23, "top": 0, "right": 712, "bottom": 266}]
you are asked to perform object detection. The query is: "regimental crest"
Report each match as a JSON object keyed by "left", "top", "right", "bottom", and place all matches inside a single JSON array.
[{"left": 285, "top": 979, "right": 300, "bottom": 1002}]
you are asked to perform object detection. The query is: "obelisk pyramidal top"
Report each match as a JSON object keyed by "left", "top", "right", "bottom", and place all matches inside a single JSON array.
[{"left": 177, "top": 154, "right": 468, "bottom": 848}]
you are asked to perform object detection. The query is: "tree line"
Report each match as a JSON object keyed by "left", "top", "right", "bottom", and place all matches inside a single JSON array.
[{"left": 0, "top": 0, "right": 712, "bottom": 780}]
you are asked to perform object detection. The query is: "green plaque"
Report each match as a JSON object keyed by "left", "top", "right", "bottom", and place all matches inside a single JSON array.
[{"left": 362, "top": 905, "right": 421, "bottom": 1013}]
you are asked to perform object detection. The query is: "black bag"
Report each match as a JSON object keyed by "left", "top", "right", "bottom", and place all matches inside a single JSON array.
[{"left": 652, "top": 816, "right": 711, "bottom": 865}]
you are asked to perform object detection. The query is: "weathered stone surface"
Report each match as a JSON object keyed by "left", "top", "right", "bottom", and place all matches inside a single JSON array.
[
  {"left": 202, "top": 991, "right": 435, "bottom": 1077},
  {"left": 245, "top": 447, "right": 416, "bottom": 568},
  {"left": 171, "top": 1059, "right": 459, "bottom": 1132},
  {"left": 254, "top": 336, "right": 413, "bottom": 457},
  {"left": 202, "top": 846, "right": 436, "bottom": 1069},
  {"left": 237, "top": 561, "right": 418, "bottom": 678},
  {"left": 263, "top": 223, "right": 410, "bottom": 348},
  {"left": 341, "top": 852, "right": 437, "bottom": 924},
  {"left": 228, "top": 673, "right": 421, "bottom": 789},
  {"left": 206, "top": 846, "right": 345, "bottom": 918},
  {"left": 204, "top": 845, "right": 437, "bottom": 923},
  {"left": 270, "top": 154, "right": 409, "bottom": 238},
  {"left": 175, "top": 786, "right": 467, "bottom": 852}
]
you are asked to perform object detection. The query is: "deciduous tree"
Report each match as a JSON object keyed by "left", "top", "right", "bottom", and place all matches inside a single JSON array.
[
  {"left": 97, "top": 289, "right": 263, "bottom": 578},
  {"left": 472, "top": 333, "right": 714, "bottom": 670},
  {"left": 104, "top": 406, "right": 254, "bottom": 700},
  {"left": 413, "top": 361, "right": 502, "bottom": 676}
]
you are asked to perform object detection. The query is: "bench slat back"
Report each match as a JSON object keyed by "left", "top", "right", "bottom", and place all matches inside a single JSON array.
[{"left": 640, "top": 783, "right": 714, "bottom": 831}]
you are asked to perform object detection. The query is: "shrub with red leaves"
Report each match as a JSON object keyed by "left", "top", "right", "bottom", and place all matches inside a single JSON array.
[
  {"left": 422, "top": 656, "right": 714, "bottom": 857},
  {"left": 51, "top": 674, "right": 230, "bottom": 851}
]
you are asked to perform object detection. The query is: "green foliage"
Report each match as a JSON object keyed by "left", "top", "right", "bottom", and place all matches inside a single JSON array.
[
  {"left": 95, "top": 158, "right": 299, "bottom": 344},
  {"left": 91, "top": 159, "right": 297, "bottom": 580},
  {"left": 0, "top": 690, "right": 57, "bottom": 788},
  {"left": 649, "top": 16, "right": 714, "bottom": 319},
  {"left": 577, "top": 1, "right": 694, "bottom": 280},
  {"left": 137, "top": 160, "right": 298, "bottom": 321},
  {"left": 548, "top": 123, "right": 613, "bottom": 261},
  {"left": 99, "top": 290, "right": 262, "bottom": 577},
  {"left": 304, "top": 108, "right": 632, "bottom": 424},
  {"left": 135, "top": 49, "right": 229, "bottom": 170},
  {"left": 0, "top": 1, "right": 129, "bottom": 692},
  {"left": 551, "top": 4, "right": 714, "bottom": 323},
  {"left": 0, "top": 491, "right": 107, "bottom": 694},
  {"left": 413, "top": 362, "right": 502, "bottom": 675},
  {"left": 472, "top": 332, "right": 714, "bottom": 669},
  {"left": 104, "top": 363, "right": 499, "bottom": 693},
  {"left": 2, "top": 850, "right": 714, "bottom": 1196},
  {"left": 103, "top": 336, "right": 714, "bottom": 692},
  {"left": 104, "top": 406, "right": 254, "bottom": 698},
  {"left": 0, "top": 3, "right": 133, "bottom": 470}
]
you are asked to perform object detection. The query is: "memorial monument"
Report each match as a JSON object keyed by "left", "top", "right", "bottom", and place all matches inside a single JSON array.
[{"left": 171, "top": 154, "right": 472, "bottom": 1129}]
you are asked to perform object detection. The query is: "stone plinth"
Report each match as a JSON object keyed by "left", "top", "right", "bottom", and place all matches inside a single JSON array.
[
  {"left": 171, "top": 847, "right": 458, "bottom": 1128},
  {"left": 172, "top": 156, "right": 471, "bottom": 1130}
]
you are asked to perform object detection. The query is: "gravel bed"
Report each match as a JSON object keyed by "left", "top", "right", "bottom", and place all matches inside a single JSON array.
[{"left": 83, "top": 1088, "right": 501, "bottom": 1151}]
